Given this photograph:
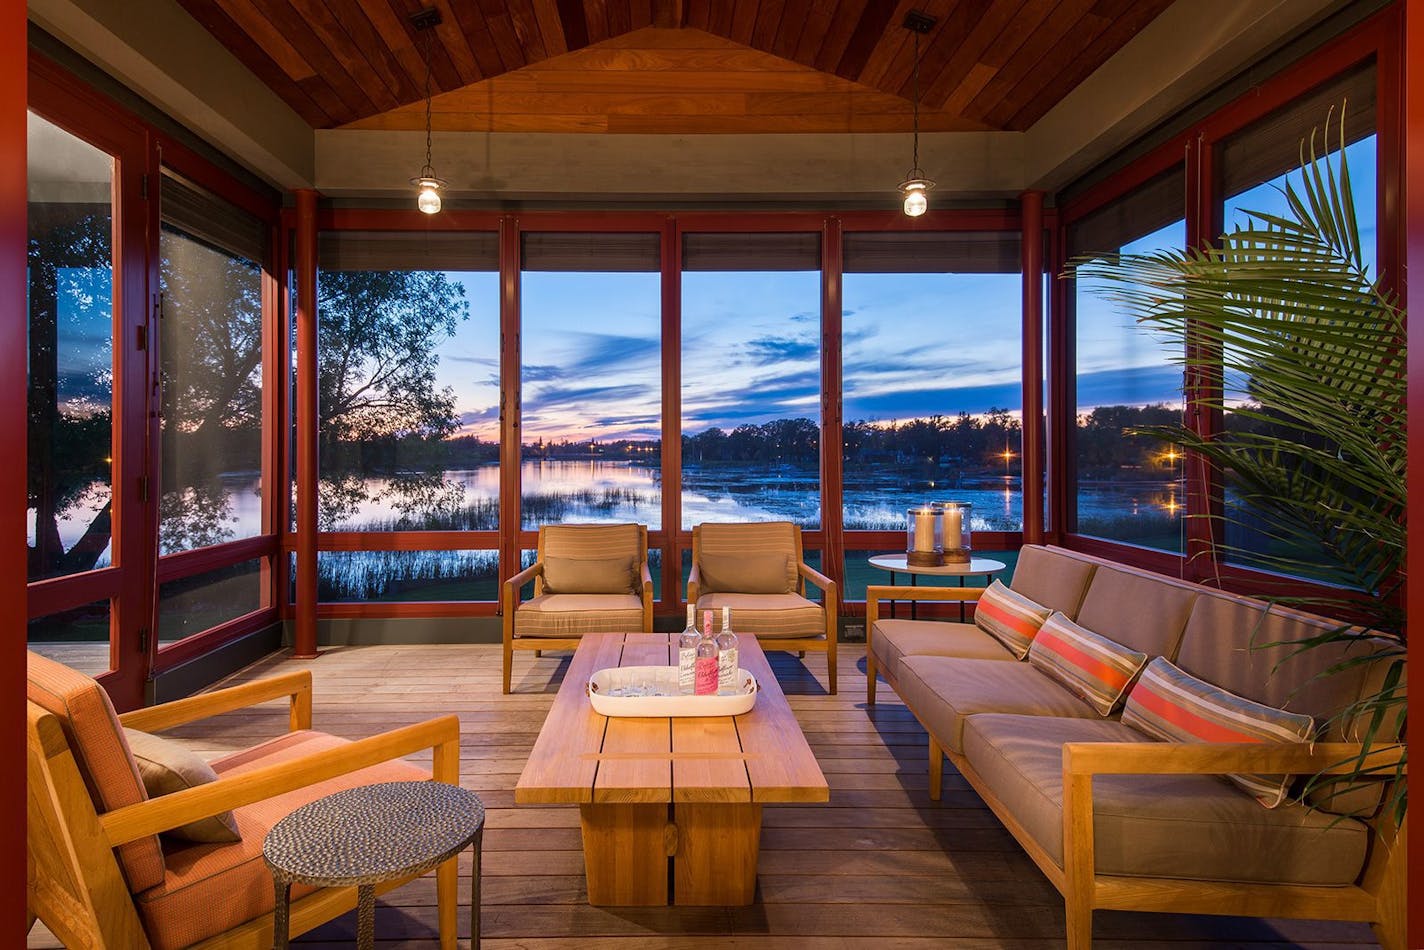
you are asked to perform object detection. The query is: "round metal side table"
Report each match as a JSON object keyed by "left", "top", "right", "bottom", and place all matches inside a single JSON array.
[
  {"left": 867, "top": 554, "right": 1007, "bottom": 621},
  {"left": 263, "top": 780, "right": 484, "bottom": 950}
]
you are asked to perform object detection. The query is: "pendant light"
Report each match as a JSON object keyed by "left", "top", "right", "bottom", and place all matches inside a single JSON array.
[
  {"left": 409, "top": 8, "right": 445, "bottom": 214},
  {"left": 899, "top": 11, "right": 937, "bottom": 217}
]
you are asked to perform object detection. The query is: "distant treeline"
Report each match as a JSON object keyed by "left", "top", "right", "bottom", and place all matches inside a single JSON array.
[{"left": 321, "top": 404, "right": 1197, "bottom": 481}]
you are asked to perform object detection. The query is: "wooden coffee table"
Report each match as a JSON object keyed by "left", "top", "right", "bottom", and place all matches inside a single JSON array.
[{"left": 515, "top": 632, "right": 828, "bottom": 907}]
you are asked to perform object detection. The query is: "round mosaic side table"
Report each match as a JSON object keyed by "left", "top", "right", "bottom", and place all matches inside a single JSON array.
[{"left": 263, "top": 780, "right": 484, "bottom": 950}]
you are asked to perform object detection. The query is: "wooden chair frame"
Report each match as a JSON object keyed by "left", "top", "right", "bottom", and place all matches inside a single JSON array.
[
  {"left": 689, "top": 523, "right": 838, "bottom": 694},
  {"left": 864, "top": 585, "right": 1408, "bottom": 949},
  {"left": 27, "top": 670, "right": 464, "bottom": 949},
  {"left": 501, "top": 524, "right": 653, "bottom": 694}
]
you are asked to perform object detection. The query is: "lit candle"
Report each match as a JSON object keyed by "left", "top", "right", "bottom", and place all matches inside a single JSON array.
[
  {"left": 913, "top": 507, "right": 936, "bottom": 552},
  {"left": 942, "top": 505, "right": 963, "bottom": 550}
]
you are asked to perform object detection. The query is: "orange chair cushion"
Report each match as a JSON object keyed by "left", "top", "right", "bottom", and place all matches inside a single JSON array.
[
  {"left": 26, "top": 651, "right": 166, "bottom": 893},
  {"left": 134, "top": 730, "right": 429, "bottom": 950}
]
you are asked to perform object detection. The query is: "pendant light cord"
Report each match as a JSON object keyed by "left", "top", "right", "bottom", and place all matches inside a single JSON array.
[
  {"left": 911, "top": 30, "right": 921, "bottom": 174},
  {"left": 423, "top": 26, "right": 434, "bottom": 174}
]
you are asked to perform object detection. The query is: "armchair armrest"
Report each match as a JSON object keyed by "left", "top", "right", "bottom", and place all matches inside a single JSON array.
[
  {"left": 118, "top": 670, "right": 312, "bottom": 733},
  {"left": 99, "top": 714, "right": 462, "bottom": 846},
  {"left": 503, "top": 560, "right": 544, "bottom": 610},
  {"left": 798, "top": 561, "right": 836, "bottom": 595}
]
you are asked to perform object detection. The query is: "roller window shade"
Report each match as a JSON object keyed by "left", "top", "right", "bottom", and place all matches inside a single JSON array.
[
  {"left": 160, "top": 171, "right": 266, "bottom": 265},
  {"left": 1066, "top": 165, "right": 1185, "bottom": 258},
  {"left": 843, "top": 231, "right": 1021, "bottom": 273},
  {"left": 520, "top": 232, "right": 660, "bottom": 272},
  {"left": 682, "top": 232, "right": 820, "bottom": 271},
  {"left": 1219, "top": 62, "right": 1376, "bottom": 201},
  {"left": 319, "top": 231, "right": 499, "bottom": 272}
]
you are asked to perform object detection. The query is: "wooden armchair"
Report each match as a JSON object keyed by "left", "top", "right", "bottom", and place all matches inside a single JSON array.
[
  {"left": 502, "top": 522, "right": 653, "bottom": 693},
  {"left": 26, "top": 651, "right": 463, "bottom": 949},
  {"left": 689, "top": 521, "right": 838, "bottom": 693}
]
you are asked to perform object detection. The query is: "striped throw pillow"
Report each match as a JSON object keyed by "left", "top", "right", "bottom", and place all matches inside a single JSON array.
[
  {"left": 1123, "top": 657, "right": 1316, "bottom": 808},
  {"left": 973, "top": 579, "right": 1051, "bottom": 659},
  {"left": 1027, "top": 612, "right": 1148, "bottom": 716}
]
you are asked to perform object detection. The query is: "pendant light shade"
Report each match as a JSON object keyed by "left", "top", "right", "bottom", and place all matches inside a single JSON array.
[
  {"left": 409, "top": 8, "right": 444, "bottom": 214},
  {"left": 900, "top": 11, "right": 937, "bottom": 217}
]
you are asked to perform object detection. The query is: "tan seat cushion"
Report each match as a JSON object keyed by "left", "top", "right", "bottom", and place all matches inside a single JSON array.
[
  {"left": 515, "top": 593, "right": 646, "bottom": 638},
  {"left": 898, "top": 656, "right": 1098, "bottom": 754},
  {"left": 26, "top": 651, "right": 166, "bottom": 893},
  {"left": 695, "top": 592, "right": 825, "bottom": 639},
  {"left": 869, "top": 619, "right": 1016, "bottom": 684},
  {"left": 135, "top": 730, "right": 429, "bottom": 950},
  {"left": 961, "top": 713, "right": 1368, "bottom": 886}
]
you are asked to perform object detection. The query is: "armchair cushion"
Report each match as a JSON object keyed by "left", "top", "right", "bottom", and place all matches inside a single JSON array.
[
  {"left": 135, "top": 730, "right": 427, "bottom": 950},
  {"left": 695, "top": 592, "right": 824, "bottom": 639},
  {"left": 124, "top": 728, "right": 240, "bottom": 843},
  {"left": 514, "top": 593, "right": 646, "bottom": 638},
  {"left": 542, "top": 555, "right": 636, "bottom": 594},
  {"left": 961, "top": 713, "right": 1366, "bottom": 885},
  {"left": 694, "top": 522, "right": 800, "bottom": 592},
  {"left": 698, "top": 552, "right": 792, "bottom": 594},
  {"left": 26, "top": 650, "right": 166, "bottom": 893}
]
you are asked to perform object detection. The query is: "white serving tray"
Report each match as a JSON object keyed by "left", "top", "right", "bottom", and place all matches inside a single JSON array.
[{"left": 586, "top": 665, "right": 758, "bottom": 717}]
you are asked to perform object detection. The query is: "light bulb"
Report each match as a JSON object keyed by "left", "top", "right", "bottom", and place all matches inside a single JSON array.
[
  {"left": 899, "top": 178, "right": 932, "bottom": 217},
  {"left": 417, "top": 182, "right": 442, "bottom": 214},
  {"left": 903, "top": 189, "right": 927, "bottom": 217}
]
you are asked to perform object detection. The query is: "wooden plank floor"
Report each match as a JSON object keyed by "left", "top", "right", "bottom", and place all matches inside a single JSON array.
[{"left": 30, "top": 643, "right": 1380, "bottom": 949}]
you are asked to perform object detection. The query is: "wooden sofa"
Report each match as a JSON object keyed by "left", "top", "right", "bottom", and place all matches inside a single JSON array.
[
  {"left": 27, "top": 651, "right": 464, "bottom": 949},
  {"left": 865, "top": 544, "right": 1407, "bottom": 949}
]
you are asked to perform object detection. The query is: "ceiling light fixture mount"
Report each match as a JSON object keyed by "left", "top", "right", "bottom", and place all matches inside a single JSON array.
[
  {"left": 899, "top": 10, "right": 937, "bottom": 217},
  {"left": 409, "top": 7, "right": 446, "bottom": 214}
]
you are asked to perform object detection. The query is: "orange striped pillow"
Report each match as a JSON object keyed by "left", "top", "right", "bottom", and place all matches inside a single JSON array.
[
  {"left": 1027, "top": 612, "right": 1148, "bottom": 716},
  {"left": 1123, "top": 657, "right": 1316, "bottom": 808},
  {"left": 973, "top": 580, "right": 1051, "bottom": 659}
]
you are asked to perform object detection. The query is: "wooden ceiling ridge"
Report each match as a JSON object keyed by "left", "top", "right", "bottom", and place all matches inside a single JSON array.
[{"left": 176, "top": 0, "right": 1176, "bottom": 133}]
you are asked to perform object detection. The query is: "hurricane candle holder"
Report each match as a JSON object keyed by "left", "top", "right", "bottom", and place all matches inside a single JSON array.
[
  {"left": 936, "top": 501, "right": 972, "bottom": 564},
  {"left": 905, "top": 506, "right": 943, "bottom": 567}
]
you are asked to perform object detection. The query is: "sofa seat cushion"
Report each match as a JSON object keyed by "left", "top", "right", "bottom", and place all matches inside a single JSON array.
[
  {"left": 870, "top": 619, "right": 1016, "bottom": 684},
  {"left": 961, "top": 714, "right": 1368, "bottom": 886},
  {"left": 696, "top": 592, "right": 825, "bottom": 639},
  {"left": 898, "top": 656, "right": 1098, "bottom": 754},
  {"left": 135, "top": 731, "right": 429, "bottom": 950},
  {"left": 515, "top": 593, "right": 645, "bottom": 638}
]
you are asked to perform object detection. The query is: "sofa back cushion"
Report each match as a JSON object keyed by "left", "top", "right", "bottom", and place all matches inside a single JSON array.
[
  {"left": 1074, "top": 564, "right": 1198, "bottom": 658},
  {"left": 1008, "top": 545, "right": 1097, "bottom": 619},
  {"left": 1176, "top": 591, "right": 1405, "bottom": 814},
  {"left": 26, "top": 651, "right": 166, "bottom": 893}
]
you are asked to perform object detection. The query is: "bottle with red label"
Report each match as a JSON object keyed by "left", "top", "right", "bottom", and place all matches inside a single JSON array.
[{"left": 694, "top": 610, "right": 718, "bottom": 695}]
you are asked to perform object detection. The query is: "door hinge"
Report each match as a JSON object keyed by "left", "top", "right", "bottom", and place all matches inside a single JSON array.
[
  {"left": 136, "top": 324, "right": 148, "bottom": 351},
  {"left": 141, "top": 173, "right": 149, "bottom": 200},
  {"left": 138, "top": 475, "right": 150, "bottom": 502},
  {"left": 139, "top": 627, "right": 150, "bottom": 653}
]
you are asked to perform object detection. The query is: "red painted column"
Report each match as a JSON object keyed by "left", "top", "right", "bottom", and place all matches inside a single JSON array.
[
  {"left": 292, "top": 189, "right": 319, "bottom": 658},
  {"left": 498, "top": 215, "right": 521, "bottom": 591},
  {"left": 1403, "top": 0, "right": 1422, "bottom": 942},
  {"left": 1020, "top": 191, "right": 1045, "bottom": 546},
  {"left": 3, "top": 4, "right": 27, "bottom": 934},
  {"left": 659, "top": 217, "right": 682, "bottom": 611},
  {"left": 819, "top": 216, "right": 845, "bottom": 605}
]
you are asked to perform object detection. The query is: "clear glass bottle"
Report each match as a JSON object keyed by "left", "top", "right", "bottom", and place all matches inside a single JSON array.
[
  {"left": 694, "top": 610, "right": 719, "bottom": 696},
  {"left": 677, "top": 603, "right": 698, "bottom": 695},
  {"left": 716, "top": 606, "right": 739, "bottom": 695}
]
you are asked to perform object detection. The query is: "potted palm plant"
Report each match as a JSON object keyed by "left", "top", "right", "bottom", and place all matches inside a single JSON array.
[{"left": 1073, "top": 106, "right": 1406, "bottom": 820}]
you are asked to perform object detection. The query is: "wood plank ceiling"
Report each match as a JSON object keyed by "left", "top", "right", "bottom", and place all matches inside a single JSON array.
[{"left": 177, "top": 0, "right": 1177, "bottom": 133}]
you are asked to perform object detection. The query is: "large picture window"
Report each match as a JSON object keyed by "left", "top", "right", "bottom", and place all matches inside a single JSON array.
[
  {"left": 519, "top": 232, "right": 662, "bottom": 530},
  {"left": 158, "top": 172, "right": 267, "bottom": 553},
  {"left": 26, "top": 112, "right": 116, "bottom": 582},
  {"left": 681, "top": 233, "right": 822, "bottom": 530},
  {"left": 841, "top": 231, "right": 1024, "bottom": 533},
  {"left": 1066, "top": 166, "right": 1187, "bottom": 552}
]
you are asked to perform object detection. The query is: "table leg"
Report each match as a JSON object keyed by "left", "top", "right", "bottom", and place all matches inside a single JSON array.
[
  {"left": 356, "top": 884, "right": 375, "bottom": 950},
  {"left": 579, "top": 803, "right": 669, "bottom": 905},
  {"left": 673, "top": 803, "right": 762, "bottom": 905},
  {"left": 911, "top": 573, "right": 918, "bottom": 621},
  {"left": 888, "top": 570, "right": 897, "bottom": 619},
  {"left": 272, "top": 879, "right": 292, "bottom": 950},
  {"left": 958, "top": 575, "right": 965, "bottom": 622},
  {"left": 471, "top": 828, "right": 483, "bottom": 950}
]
